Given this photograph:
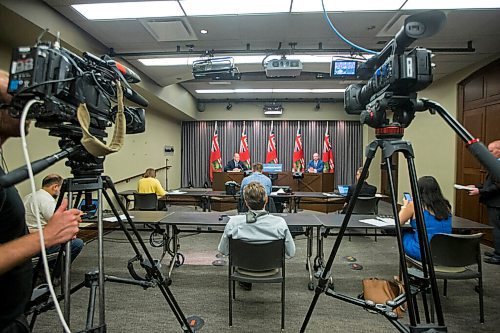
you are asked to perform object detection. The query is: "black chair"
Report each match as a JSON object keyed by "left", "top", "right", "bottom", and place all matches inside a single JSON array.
[
  {"left": 228, "top": 238, "right": 286, "bottom": 331},
  {"left": 133, "top": 193, "right": 158, "bottom": 211},
  {"left": 406, "top": 233, "right": 484, "bottom": 323},
  {"left": 349, "top": 196, "right": 379, "bottom": 241}
]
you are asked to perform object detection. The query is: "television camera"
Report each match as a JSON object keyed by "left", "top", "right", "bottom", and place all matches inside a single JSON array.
[
  {"left": 344, "top": 11, "right": 446, "bottom": 131},
  {"left": 6, "top": 37, "right": 147, "bottom": 177}
]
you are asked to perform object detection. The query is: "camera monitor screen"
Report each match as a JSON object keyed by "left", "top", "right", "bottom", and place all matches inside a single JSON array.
[
  {"left": 330, "top": 60, "right": 357, "bottom": 77},
  {"left": 79, "top": 199, "right": 99, "bottom": 219}
]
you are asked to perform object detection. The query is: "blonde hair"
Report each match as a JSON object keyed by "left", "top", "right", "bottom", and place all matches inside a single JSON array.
[
  {"left": 243, "top": 182, "right": 267, "bottom": 210},
  {"left": 143, "top": 168, "right": 156, "bottom": 178}
]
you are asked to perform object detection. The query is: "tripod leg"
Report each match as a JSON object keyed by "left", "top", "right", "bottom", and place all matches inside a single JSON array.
[
  {"left": 301, "top": 142, "right": 377, "bottom": 333},
  {"left": 86, "top": 278, "right": 98, "bottom": 329},
  {"left": 102, "top": 177, "right": 194, "bottom": 333}
]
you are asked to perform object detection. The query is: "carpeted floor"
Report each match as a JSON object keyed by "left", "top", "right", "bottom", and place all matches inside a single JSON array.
[{"left": 31, "top": 204, "right": 500, "bottom": 332}]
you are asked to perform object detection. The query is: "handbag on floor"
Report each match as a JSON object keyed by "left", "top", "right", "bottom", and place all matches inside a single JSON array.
[{"left": 361, "top": 277, "right": 406, "bottom": 318}]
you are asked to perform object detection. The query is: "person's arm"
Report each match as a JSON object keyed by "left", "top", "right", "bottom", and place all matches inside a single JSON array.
[
  {"left": 317, "top": 161, "right": 324, "bottom": 173},
  {"left": 398, "top": 199, "right": 414, "bottom": 225},
  {"left": 0, "top": 199, "right": 81, "bottom": 275},
  {"left": 154, "top": 179, "right": 167, "bottom": 196},
  {"left": 284, "top": 228, "right": 296, "bottom": 258},
  {"left": 217, "top": 221, "right": 233, "bottom": 255}
]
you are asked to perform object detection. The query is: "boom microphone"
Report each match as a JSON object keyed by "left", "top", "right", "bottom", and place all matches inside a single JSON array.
[
  {"left": 122, "top": 86, "right": 148, "bottom": 107},
  {"left": 115, "top": 62, "right": 141, "bottom": 83}
]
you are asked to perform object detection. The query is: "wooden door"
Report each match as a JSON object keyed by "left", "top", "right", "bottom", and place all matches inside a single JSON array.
[{"left": 456, "top": 59, "right": 500, "bottom": 246}]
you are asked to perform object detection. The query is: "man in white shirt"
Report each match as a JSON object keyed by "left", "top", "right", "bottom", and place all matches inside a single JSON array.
[
  {"left": 218, "top": 182, "right": 295, "bottom": 290},
  {"left": 24, "top": 174, "right": 84, "bottom": 271}
]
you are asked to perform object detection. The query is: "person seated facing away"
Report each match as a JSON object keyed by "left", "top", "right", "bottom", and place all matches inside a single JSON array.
[
  {"left": 137, "top": 168, "right": 167, "bottom": 210},
  {"left": 218, "top": 182, "right": 295, "bottom": 290},
  {"left": 224, "top": 153, "right": 248, "bottom": 172},
  {"left": 24, "top": 174, "right": 84, "bottom": 270},
  {"left": 399, "top": 176, "right": 452, "bottom": 261},
  {"left": 307, "top": 153, "right": 324, "bottom": 173},
  {"left": 342, "top": 167, "right": 377, "bottom": 212},
  {"left": 240, "top": 163, "right": 272, "bottom": 195}
]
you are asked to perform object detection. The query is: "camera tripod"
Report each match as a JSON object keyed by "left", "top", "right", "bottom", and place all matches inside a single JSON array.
[
  {"left": 301, "top": 131, "right": 447, "bottom": 333},
  {"left": 54, "top": 175, "right": 198, "bottom": 333}
]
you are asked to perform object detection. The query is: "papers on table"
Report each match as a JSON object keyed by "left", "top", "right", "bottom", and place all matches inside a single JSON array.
[
  {"left": 169, "top": 190, "right": 187, "bottom": 194},
  {"left": 322, "top": 192, "right": 341, "bottom": 197},
  {"left": 79, "top": 222, "right": 95, "bottom": 228},
  {"left": 103, "top": 214, "right": 133, "bottom": 222},
  {"left": 271, "top": 188, "right": 286, "bottom": 195},
  {"left": 454, "top": 184, "right": 474, "bottom": 191},
  {"left": 359, "top": 217, "right": 395, "bottom": 227}
]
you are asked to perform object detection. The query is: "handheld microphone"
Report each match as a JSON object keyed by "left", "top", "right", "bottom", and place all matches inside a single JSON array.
[
  {"left": 122, "top": 86, "right": 149, "bottom": 107},
  {"left": 115, "top": 62, "right": 141, "bottom": 83}
]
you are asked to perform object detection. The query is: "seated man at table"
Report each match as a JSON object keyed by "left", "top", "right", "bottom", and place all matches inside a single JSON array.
[
  {"left": 240, "top": 163, "right": 272, "bottom": 195},
  {"left": 307, "top": 153, "right": 324, "bottom": 173},
  {"left": 218, "top": 182, "right": 295, "bottom": 290},
  {"left": 342, "top": 167, "right": 377, "bottom": 213},
  {"left": 224, "top": 153, "right": 248, "bottom": 172},
  {"left": 24, "top": 174, "right": 84, "bottom": 278},
  {"left": 138, "top": 168, "right": 168, "bottom": 210}
]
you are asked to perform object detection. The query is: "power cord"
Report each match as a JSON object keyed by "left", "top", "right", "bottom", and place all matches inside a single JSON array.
[{"left": 20, "top": 99, "right": 72, "bottom": 333}]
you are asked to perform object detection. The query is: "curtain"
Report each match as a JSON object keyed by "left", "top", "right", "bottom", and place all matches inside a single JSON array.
[{"left": 181, "top": 120, "right": 363, "bottom": 188}]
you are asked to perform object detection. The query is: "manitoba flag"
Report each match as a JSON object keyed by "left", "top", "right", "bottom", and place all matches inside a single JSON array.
[
  {"left": 322, "top": 123, "right": 334, "bottom": 173},
  {"left": 239, "top": 121, "right": 251, "bottom": 169},
  {"left": 209, "top": 123, "right": 222, "bottom": 181},
  {"left": 292, "top": 124, "right": 305, "bottom": 172},
  {"left": 266, "top": 122, "right": 278, "bottom": 164}
]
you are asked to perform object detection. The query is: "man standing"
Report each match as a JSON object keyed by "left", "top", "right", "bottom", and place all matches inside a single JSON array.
[
  {"left": 0, "top": 69, "right": 81, "bottom": 332},
  {"left": 307, "top": 153, "right": 324, "bottom": 173},
  {"left": 224, "top": 153, "right": 248, "bottom": 172},
  {"left": 240, "top": 163, "right": 272, "bottom": 195},
  {"left": 218, "top": 182, "right": 295, "bottom": 290},
  {"left": 24, "top": 174, "right": 84, "bottom": 264},
  {"left": 468, "top": 140, "right": 500, "bottom": 264}
]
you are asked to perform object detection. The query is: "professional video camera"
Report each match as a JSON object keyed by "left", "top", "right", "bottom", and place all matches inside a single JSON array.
[
  {"left": 344, "top": 11, "right": 446, "bottom": 131},
  {"left": 6, "top": 36, "right": 147, "bottom": 176}
]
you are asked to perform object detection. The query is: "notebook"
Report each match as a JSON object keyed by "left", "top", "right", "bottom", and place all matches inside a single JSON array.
[
  {"left": 337, "top": 185, "right": 350, "bottom": 197},
  {"left": 78, "top": 199, "right": 99, "bottom": 219}
]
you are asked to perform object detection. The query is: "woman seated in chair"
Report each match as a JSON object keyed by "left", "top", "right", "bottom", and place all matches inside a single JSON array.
[
  {"left": 399, "top": 176, "right": 452, "bottom": 261},
  {"left": 137, "top": 168, "right": 167, "bottom": 210}
]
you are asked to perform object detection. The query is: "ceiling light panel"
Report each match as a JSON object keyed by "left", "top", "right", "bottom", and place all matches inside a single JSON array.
[
  {"left": 402, "top": 0, "right": 500, "bottom": 10},
  {"left": 195, "top": 89, "right": 345, "bottom": 94},
  {"left": 179, "top": 0, "right": 292, "bottom": 16},
  {"left": 291, "top": 0, "right": 404, "bottom": 12},
  {"left": 72, "top": 1, "right": 185, "bottom": 20}
]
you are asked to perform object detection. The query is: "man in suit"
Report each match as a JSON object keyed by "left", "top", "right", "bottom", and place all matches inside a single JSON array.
[
  {"left": 307, "top": 153, "right": 324, "bottom": 173},
  {"left": 468, "top": 140, "right": 500, "bottom": 264},
  {"left": 342, "top": 167, "right": 377, "bottom": 212},
  {"left": 224, "top": 153, "right": 248, "bottom": 172}
]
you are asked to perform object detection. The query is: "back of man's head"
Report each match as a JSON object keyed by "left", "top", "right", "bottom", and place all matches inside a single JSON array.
[
  {"left": 42, "top": 174, "right": 63, "bottom": 188},
  {"left": 243, "top": 182, "right": 267, "bottom": 210},
  {"left": 252, "top": 163, "right": 263, "bottom": 173}
]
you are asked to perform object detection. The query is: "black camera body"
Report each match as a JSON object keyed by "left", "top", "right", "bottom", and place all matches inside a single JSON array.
[
  {"left": 8, "top": 42, "right": 146, "bottom": 136},
  {"left": 343, "top": 11, "right": 446, "bottom": 130}
]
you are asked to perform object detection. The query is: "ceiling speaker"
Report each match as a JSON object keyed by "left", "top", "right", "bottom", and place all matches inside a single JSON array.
[{"left": 197, "top": 102, "right": 206, "bottom": 112}]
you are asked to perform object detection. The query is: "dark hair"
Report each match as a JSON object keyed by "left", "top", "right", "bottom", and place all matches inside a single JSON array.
[
  {"left": 42, "top": 174, "right": 63, "bottom": 188},
  {"left": 243, "top": 182, "right": 267, "bottom": 210},
  {"left": 418, "top": 176, "right": 451, "bottom": 220},
  {"left": 252, "top": 163, "right": 263, "bottom": 172}
]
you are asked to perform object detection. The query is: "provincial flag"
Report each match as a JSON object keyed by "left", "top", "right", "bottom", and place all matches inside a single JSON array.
[
  {"left": 209, "top": 122, "right": 222, "bottom": 181},
  {"left": 239, "top": 121, "right": 251, "bottom": 169},
  {"left": 266, "top": 121, "right": 278, "bottom": 164},
  {"left": 322, "top": 122, "right": 335, "bottom": 173},
  {"left": 292, "top": 123, "right": 305, "bottom": 172}
]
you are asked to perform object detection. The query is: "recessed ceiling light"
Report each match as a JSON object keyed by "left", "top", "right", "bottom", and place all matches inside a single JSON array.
[
  {"left": 72, "top": 1, "right": 185, "bottom": 20},
  {"left": 402, "top": 0, "right": 500, "bottom": 10},
  {"left": 200, "top": 29, "right": 208, "bottom": 34},
  {"left": 195, "top": 88, "right": 345, "bottom": 94}
]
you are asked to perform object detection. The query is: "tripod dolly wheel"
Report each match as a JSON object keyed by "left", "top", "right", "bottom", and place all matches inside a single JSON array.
[
  {"left": 308, "top": 282, "right": 315, "bottom": 291},
  {"left": 174, "top": 253, "right": 185, "bottom": 268},
  {"left": 149, "top": 231, "right": 165, "bottom": 247}
]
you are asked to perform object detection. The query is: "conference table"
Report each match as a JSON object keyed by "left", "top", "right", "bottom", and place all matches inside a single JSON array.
[
  {"left": 154, "top": 211, "right": 322, "bottom": 290},
  {"left": 118, "top": 190, "right": 209, "bottom": 211}
]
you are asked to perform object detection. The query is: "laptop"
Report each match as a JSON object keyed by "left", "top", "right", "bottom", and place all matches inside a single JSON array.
[
  {"left": 78, "top": 199, "right": 99, "bottom": 219},
  {"left": 337, "top": 185, "right": 350, "bottom": 197}
]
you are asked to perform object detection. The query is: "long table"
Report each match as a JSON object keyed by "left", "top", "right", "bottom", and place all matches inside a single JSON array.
[
  {"left": 152, "top": 211, "right": 322, "bottom": 290},
  {"left": 118, "top": 190, "right": 209, "bottom": 211}
]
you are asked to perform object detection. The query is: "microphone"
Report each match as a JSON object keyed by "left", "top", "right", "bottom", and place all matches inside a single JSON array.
[
  {"left": 115, "top": 62, "right": 141, "bottom": 83},
  {"left": 122, "top": 86, "right": 149, "bottom": 107}
]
